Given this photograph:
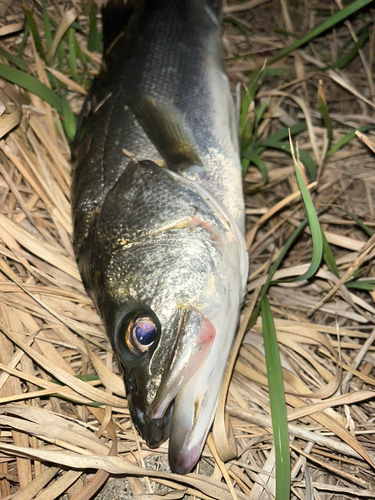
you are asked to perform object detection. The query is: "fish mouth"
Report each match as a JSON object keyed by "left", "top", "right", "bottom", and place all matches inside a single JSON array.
[
  {"left": 147, "top": 307, "right": 217, "bottom": 474},
  {"left": 143, "top": 402, "right": 174, "bottom": 449}
]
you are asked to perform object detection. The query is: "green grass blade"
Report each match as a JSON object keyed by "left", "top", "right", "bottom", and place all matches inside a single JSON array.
[
  {"left": 267, "top": 0, "right": 374, "bottom": 66},
  {"left": 0, "top": 64, "right": 76, "bottom": 139},
  {"left": 254, "top": 101, "right": 268, "bottom": 130},
  {"left": 24, "top": 7, "right": 46, "bottom": 61},
  {"left": 241, "top": 101, "right": 269, "bottom": 167},
  {"left": 240, "top": 117, "right": 254, "bottom": 154},
  {"left": 224, "top": 17, "right": 252, "bottom": 45},
  {"left": 87, "top": 3, "right": 102, "bottom": 53},
  {"left": 261, "top": 67, "right": 289, "bottom": 78},
  {"left": 261, "top": 296, "right": 290, "bottom": 500},
  {"left": 322, "top": 230, "right": 338, "bottom": 277},
  {"left": 39, "top": 375, "right": 102, "bottom": 406},
  {"left": 0, "top": 64, "right": 65, "bottom": 113},
  {"left": 318, "top": 83, "right": 333, "bottom": 152},
  {"left": 242, "top": 151, "right": 268, "bottom": 183},
  {"left": 68, "top": 28, "right": 79, "bottom": 82},
  {"left": 340, "top": 208, "right": 374, "bottom": 237},
  {"left": 49, "top": 374, "right": 99, "bottom": 384},
  {"left": 240, "top": 65, "right": 264, "bottom": 136},
  {"left": 327, "top": 125, "right": 375, "bottom": 157},
  {"left": 62, "top": 101, "right": 77, "bottom": 140},
  {"left": 240, "top": 95, "right": 252, "bottom": 140},
  {"left": 329, "top": 26, "right": 369, "bottom": 70},
  {"left": 345, "top": 280, "right": 375, "bottom": 291},
  {"left": 257, "top": 139, "right": 317, "bottom": 181},
  {"left": 41, "top": 0, "right": 53, "bottom": 53},
  {"left": 0, "top": 48, "right": 28, "bottom": 71},
  {"left": 70, "top": 21, "right": 85, "bottom": 32},
  {"left": 57, "top": 41, "right": 66, "bottom": 72},
  {"left": 241, "top": 158, "right": 254, "bottom": 180},
  {"left": 17, "top": 25, "right": 30, "bottom": 58},
  {"left": 351, "top": 269, "right": 363, "bottom": 281},
  {"left": 266, "top": 122, "right": 308, "bottom": 143},
  {"left": 251, "top": 123, "right": 308, "bottom": 160},
  {"left": 246, "top": 65, "right": 264, "bottom": 105},
  {"left": 291, "top": 142, "right": 323, "bottom": 282},
  {"left": 247, "top": 219, "right": 309, "bottom": 328}
]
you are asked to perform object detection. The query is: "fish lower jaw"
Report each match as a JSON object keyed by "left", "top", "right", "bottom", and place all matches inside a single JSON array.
[
  {"left": 148, "top": 397, "right": 208, "bottom": 475},
  {"left": 144, "top": 388, "right": 209, "bottom": 474},
  {"left": 144, "top": 403, "right": 206, "bottom": 475},
  {"left": 169, "top": 440, "right": 202, "bottom": 475},
  {"left": 167, "top": 385, "right": 213, "bottom": 475}
]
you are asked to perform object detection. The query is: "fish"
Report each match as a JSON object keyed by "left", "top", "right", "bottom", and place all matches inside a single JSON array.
[{"left": 72, "top": 0, "right": 248, "bottom": 474}]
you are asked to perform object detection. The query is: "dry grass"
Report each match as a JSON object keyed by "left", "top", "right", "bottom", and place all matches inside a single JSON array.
[{"left": 0, "top": 0, "right": 375, "bottom": 499}]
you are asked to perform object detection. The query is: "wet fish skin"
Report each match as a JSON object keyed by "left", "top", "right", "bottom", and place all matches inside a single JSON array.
[{"left": 73, "top": 0, "right": 248, "bottom": 473}]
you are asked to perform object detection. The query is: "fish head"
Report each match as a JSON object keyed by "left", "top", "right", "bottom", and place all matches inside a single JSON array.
[
  {"left": 106, "top": 247, "right": 220, "bottom": 451},
  {"left": 88, "top": 159, "right": 248, "bottom": 473}
]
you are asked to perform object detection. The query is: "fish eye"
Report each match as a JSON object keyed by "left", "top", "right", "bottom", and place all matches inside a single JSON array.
[{"left": 124, "top": 314, "right": 157, "bottom": 355}]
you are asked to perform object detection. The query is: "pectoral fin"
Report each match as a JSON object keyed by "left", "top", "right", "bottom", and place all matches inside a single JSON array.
[{"left": 130, "top": 94, "right": 203, "bottom": 171}]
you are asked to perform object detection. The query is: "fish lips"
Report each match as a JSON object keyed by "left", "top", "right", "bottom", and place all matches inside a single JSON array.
[
  {"left": 128, "top": 307, "right": 216, "bottom": 472},
  {"left": 146, "top": 402, "right": 174, "bottom": 448},
  {"left": 129, "top": 399, "right": 173, "bottom": 449}
]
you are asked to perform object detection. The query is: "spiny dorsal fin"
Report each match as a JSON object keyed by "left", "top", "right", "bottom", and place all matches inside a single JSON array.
[{"left": 101, "top": 0, "right": 141, "bottom": 53}]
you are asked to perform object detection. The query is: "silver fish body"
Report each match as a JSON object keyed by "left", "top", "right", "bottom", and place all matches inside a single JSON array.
[{"left": 73, "top": 0, "right": 248, "bottom": 473}]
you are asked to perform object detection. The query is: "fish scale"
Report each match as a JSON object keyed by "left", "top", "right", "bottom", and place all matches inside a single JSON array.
[{"left": 73, "top": 0, "right": 248, "bottom": 474}]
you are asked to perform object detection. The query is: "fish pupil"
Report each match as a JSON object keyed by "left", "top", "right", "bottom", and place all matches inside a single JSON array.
[{"left": 135, "top": 320, "right": 156, "bottom": 346}]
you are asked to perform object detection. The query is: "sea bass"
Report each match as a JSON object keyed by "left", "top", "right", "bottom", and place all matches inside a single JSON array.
[{"left": 72, "top": 0, "right": 248, "bottom": 474}]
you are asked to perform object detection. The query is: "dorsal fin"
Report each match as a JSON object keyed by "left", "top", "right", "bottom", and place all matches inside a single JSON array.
[
  {"left": 130, "top": 94, "right": 203, "bottom": 171},
  {"left": 102, "top": 0, "right": 222, "bottom": 54},
  {"left": 101, "top": 0, "right": 140, "bottom": 53}
]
